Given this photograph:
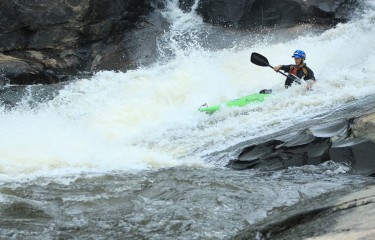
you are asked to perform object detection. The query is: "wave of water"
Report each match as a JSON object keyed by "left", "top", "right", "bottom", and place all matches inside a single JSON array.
[{"left": 0, "top": 0, "right": 374, "bottom": 177}]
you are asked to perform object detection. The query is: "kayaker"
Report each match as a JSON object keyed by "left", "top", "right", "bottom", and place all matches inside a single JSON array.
[{"left": 273, "top": 50, "right": 316, "bottom": 90}]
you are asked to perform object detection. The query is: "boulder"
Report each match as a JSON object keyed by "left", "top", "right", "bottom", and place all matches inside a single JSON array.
[
  {"left": 0, "top": 0, "right": 168, "bottom": 85},
  {"left": 232, "top": 183, "right": 375, "bottom": 239},
  {"left": 0, "top": 54, "right": 58, "bottom": 85},
  {"left": 230, "top": 118, "right": 375, "bottom": 176},
  {"left": 194, "top": 0, "right": 359, "bottom": 28},
  {"left": 351, "top": 112, "right": 375, "bottom": 143}
]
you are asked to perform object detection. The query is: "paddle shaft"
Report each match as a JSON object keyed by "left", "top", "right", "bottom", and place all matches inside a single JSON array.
[{"left": 272, "top": 66, "right": 301, "bottom": 84}]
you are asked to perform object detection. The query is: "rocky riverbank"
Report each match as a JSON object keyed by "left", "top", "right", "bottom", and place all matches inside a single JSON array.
[{"left": 0, "top": 0, "right": 359, "bottom": 85}]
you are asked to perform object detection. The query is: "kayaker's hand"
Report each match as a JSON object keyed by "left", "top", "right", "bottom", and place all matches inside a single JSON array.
[
  {"left": 273, "top": 65, "right": 282, "bottom": 72},
  {"left": 305, "top": 79, "right": 316, "bottom": 90}
]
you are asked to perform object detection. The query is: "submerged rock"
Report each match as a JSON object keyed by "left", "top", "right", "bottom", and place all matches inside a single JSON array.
[{"left": 232, "top": 183, "right": 375, "bottom": 240}]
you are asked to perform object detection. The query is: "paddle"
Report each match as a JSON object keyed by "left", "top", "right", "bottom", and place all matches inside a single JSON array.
[{"left": 250, "top": 52, "right": 301, "bottom": 84}]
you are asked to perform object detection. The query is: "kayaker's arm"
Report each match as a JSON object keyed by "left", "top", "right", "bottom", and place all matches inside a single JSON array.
[
  {"left": 273, "top": 65, "right": 282, "bottom": 72},
  {"left": 273, "top": 65, "right": 290, "bottom": 72},
  {"left": 303, "top": 66, "right": 317, "bottom": 90},
  {"left": 303, "top": 67, "right": 316, "bottom": 81}
]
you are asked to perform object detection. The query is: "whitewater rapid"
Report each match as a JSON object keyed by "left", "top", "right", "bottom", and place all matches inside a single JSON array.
[{"left": 0, "top": 0, "right": 374, "bottom": 177}]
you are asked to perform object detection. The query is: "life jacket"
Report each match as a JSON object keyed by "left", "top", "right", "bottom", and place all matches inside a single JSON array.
[
  {"left": 288, "top": 65, "right": 308, "bottom": 78},
  {"left": 285, "top": 64, "right": 309, "bottom": 88}
]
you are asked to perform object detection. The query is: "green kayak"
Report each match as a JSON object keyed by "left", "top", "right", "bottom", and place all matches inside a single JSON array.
[{"left": 198, "top": 92, "right": 270, "bottom": 114}]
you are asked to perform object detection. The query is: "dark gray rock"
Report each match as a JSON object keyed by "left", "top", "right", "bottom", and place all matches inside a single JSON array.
[
  {"left": 0, "top": 0, "right": 167, "bottom": 85},
  {"left": 194, "top": 0, "right": 359, "bottom": 28},
  {"left": 232, "top": 183, "right": 375, "bottom": 240},
  {"left": 0, "top": 53, "right": 58, "bottom": 85},
  {"left": 179, "top": 0, "right": 195, "bottom": 12},
  {"left": 89, "top": 10, "right": 169, "bottom": 71},
  {"left": 230, "top": 117, "right": 375, "bottom": 176}
]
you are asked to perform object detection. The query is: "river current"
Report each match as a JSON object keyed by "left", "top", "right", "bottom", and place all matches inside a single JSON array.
[{"left": 1, "top": 0, "right": 375, "bottom": 239}]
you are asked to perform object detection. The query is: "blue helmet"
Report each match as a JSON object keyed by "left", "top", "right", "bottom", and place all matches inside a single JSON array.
[{"left": 292, "top": 50, "right": 306, "bottom": 60}]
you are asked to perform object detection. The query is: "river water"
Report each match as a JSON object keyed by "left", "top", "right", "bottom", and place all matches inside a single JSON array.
[{"left": 1, "top": 0, "right": 375, "bottom": 239}]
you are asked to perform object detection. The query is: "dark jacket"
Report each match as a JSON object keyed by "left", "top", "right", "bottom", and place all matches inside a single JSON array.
[{"left": 280, "top": 63, "right": 315, "bottom": 88}]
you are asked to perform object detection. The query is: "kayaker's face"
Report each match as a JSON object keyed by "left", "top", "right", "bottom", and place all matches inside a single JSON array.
[{"left": 294, "top": 57, "right": 302, "bottom": 65}]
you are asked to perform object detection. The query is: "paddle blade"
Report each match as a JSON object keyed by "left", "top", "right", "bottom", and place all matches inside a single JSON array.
[{"left": 251, "top": 52, "right": 270, "bottom": 67}]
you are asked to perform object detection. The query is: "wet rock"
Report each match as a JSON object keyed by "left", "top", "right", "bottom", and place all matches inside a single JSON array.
[
  {"left": 179, "top": 0, "right": 196, "bottom": 13},
  {"left": 90, "top": 10, "right": 169, "bottom": 71},
  {"left": 230, "top": 135, "right": 332, "bottom": 171},
  {"left": 351, "top": 112, "right": 375, "bottom": 143},
  {"left": 309, "top": 119, "right": 349, "bottom": 138},
  {"left": 197, "top": 0, "right": 253, "bottom": 28},
  {"left": 0, "top": 0, "right": 167, "bottom": 85},
  {"left": 232, "top": 184, "right": 375, "bottom": 240},
  {"left": 230, "top": 117, "right": 375, "bottom": 176},
  {"left": 0, "top": 53, "right": 58, "bottom": 85},
  {"left": 195, "top": 0, "right": 359, "bottom": 28},
  {"left": 330, "top": 139, "right": 375, "bottom": 176}
]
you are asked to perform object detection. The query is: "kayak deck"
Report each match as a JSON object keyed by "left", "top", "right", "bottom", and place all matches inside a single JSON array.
[{"left": 198, "top": 93, "right": 270, "bottom": 114}]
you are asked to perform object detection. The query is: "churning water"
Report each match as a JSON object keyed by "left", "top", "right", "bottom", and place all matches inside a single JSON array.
[{"left": 0, "top": 0, "right": 375, "bottom": 239}]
